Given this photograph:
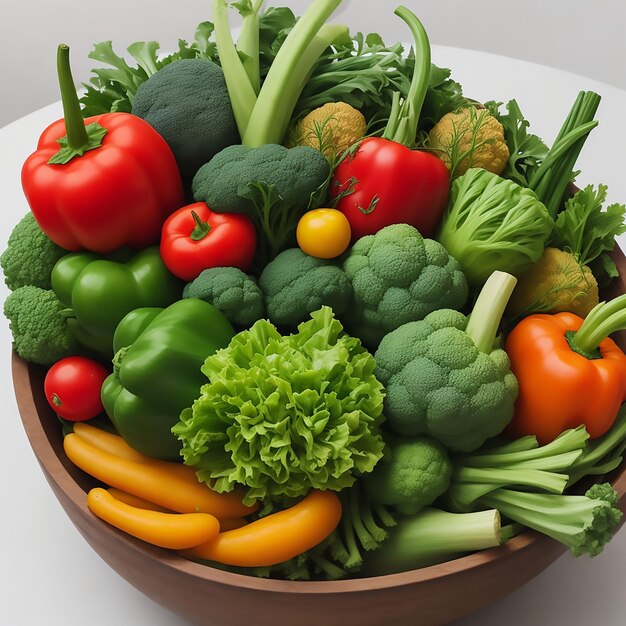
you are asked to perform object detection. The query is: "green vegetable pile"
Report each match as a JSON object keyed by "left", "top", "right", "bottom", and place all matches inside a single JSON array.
[{"left": 4, "top": 0, "right": 626, "bottom": 591}]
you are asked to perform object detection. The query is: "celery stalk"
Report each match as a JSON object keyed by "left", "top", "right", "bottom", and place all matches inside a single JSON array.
[
  {"left": 212, "top": 0, "right": 258, "bottom": 137},
  {"left": 236, "top": 0, "right": 265, "bottom": 94},
  {"left": 242, "top": 0, "right": 344, "bottom": 147}
]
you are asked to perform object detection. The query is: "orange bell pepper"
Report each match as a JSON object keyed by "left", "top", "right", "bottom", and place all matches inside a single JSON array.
[{"left": 505, "top": 295, "right": 626, "bottom": 444}]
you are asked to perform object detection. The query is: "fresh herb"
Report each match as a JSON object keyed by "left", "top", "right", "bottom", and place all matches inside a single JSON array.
[
  {"left": 485, "top": 99, "right": 548, "bottom": 187},
  {"left": 528, "top": 91, "right": 601, "bottom": 218},
  {"left": 79, "top": 22, "right": 219, "bottom": 115},
  {"left": 552, "top": 184, "right": 626, "bottom": 279}
]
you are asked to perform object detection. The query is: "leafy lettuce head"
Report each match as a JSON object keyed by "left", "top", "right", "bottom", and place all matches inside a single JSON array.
[
  {"left": 172, "top": 306, "right": 386, "bottom": 506},
  {"left": 437, "top": 168, "right": 553, "bottom": 286}
]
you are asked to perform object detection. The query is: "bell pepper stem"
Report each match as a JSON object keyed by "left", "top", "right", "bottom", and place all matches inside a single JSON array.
[
  {"left": 190, "top": 211, "right": 211, "bottom": 241},
  {"left": 57, "top": 44, "right": 89, "bottom": 150},
  {"left": 569, "top": 294, "right": 626, "bottom": 354},
  {"left": 382, "top": 6, "right": 431, "bottom": 147},
  {"left": 465, "top": 271, "right": 518, "bottom": 353}
]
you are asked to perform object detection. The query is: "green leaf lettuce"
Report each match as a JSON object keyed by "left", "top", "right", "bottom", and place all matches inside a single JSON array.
[{"left": 172, "top": 306, "right": 386, "bottom": 506}]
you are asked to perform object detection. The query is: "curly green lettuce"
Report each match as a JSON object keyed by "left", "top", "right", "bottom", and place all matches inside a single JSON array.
[{"left": 173, "top": 306, "right": 386, "bottom": 506}]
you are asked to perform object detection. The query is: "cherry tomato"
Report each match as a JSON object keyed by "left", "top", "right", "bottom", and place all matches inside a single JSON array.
[
  {"left": 44, "top": 357, "right": 109, "bottom": 421},
  {"left": 296, "top": 208, "right": 352, "bottom": 259}
]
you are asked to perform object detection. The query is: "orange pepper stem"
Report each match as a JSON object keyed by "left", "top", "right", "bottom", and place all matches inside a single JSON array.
[
  {"left": 569, "top": 294, "right": 626, "bottom": 355},
  {"left": 465, "top": 271, "right": 518, "bottom": 353}
]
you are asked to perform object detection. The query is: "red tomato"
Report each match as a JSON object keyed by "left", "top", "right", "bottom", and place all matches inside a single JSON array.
[
  {"left": 44, "top": 357, "right": 109, "bottom": 421},
  {"left": 160, "top": 202, "right": 257, "bottom": 281}
]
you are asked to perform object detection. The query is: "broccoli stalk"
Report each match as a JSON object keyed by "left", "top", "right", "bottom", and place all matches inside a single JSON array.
[
  {"left": 360, "top": 508, "right": 502, "bottom": 576},
  {"left": 465, "top": 270, "right": 518, "bottom": 353},
  {"left": 567, "top": 406, "right": 626, "bottom": 486},
  {"left": 447, "top": 426, "right": 623, "bottom": 557},
  {"left": 481, "top": 484, "right": 622, "bottom": 557},
  {"left": 328, "top": 485, "right": 397, "bottom": 572},
  {"left": 381, "top": 6, "right": 431, "bottom": 148},
  {"left": 449, "top": 426, "right": 589, "bottom": 511}
]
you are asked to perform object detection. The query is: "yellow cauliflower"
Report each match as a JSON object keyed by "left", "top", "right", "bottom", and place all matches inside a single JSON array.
[
  {"left": 507, "top": 247, "right": 599, "bottom": 319},
  {"left": 291, "top": 102, "right": 367, "bottom": 160},
  {"left": 429, "top": 107, "right": 509, "bottom": 177}
]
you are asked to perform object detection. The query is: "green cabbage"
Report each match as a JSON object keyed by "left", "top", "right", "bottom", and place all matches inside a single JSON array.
[
  {"left": 437, "top": 168, "right": 553, "bottom": 285},
  {"left": 172, "top": 306, "right": 385, "bottom": 506}
]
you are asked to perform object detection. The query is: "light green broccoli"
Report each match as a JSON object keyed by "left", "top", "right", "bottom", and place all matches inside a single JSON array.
[
  {"left": 192, "top": 144, "right": 329, "bottom": 267},
  {"left": 182, "top": 267, "right": 264, "bottom": 327},
  {"left": 374, "top": 271, "right": 519, "bottom": 452},
  {"left": 132, "top": 59, "right": 239, "bottom": 181},
  {"left": 367, "top": 436, "right": 453, "bottom": 515},
  {"left": 1, "top": 213, "right": 67, "bottom": 291},
  {"left": 342, "top": 223, "right": 468, "bottom": 348},
  {"left": 4, "top": 286, "right": 80, "bottom": 365},
  {"left": 258, "top": 248, "right": 352, "bottom": 327}
]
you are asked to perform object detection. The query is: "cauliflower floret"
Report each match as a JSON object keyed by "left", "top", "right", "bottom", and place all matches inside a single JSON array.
[
  {"left": 429, "top": 107, "right": 509, "bottom": 177},
  {"left": 291, "top": 102, "right": 367, "bottom": 159},
  {"left": 507, "top": 247, "right": 599, "bottom": 318}
]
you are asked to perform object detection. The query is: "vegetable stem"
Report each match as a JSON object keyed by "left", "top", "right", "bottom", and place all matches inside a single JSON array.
[
  {"left": 570, "top": 294, "right": 626, "bottom": 354},
  {"left": 212, "top": 0, "right": 258, "bottom": 137},
  {"left": 382, "top": 7, "right": 431, "bottom": 147},
  {"left": 529, "top": 91, "right": 601, "bottom": 218},
  {"left": 242, "top": 0, "right": 344, "bottom": 147},
  {"left": 465, "top": 271, "right": 517, "bottom": 353},
  {"left": 236, "top": 0, "right": 265, "bottom": 94},
  {"left": 57, "top": 44, "right": 89, "bottom": 150}
]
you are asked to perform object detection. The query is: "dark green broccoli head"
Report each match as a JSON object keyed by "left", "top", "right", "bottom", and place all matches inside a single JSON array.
[
  {"left": 183, "top": 267, "right": 264, "bottom": 327},
  {"left": 192, "top": 144, "right": 329, "bottom": 266},
  {"left": 375, "top": 308, "right": 518, "bottom": 452},
  {"left": 367, "top": 436, "right": 453, "bottom": 515},
  {"left": 343, "top": 224, "right": 468, "bottom": 348},
  {"left": 1, "top": 213, "right": 67, "bottom": 291},
  {"left": 4, "top": 286, "right": 80, "bottom": 365},
  {"left": 192, "top": 143, "right": 329, "bottom": 214},
  {"left": 258, "top": 248, "right": 352, "bottom": 326},
  {"left": 132, "top": 59, "right": 239, "bottom": 181}
]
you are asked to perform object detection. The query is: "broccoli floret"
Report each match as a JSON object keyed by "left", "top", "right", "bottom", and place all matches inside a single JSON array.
[
  {"left": 375, "top": 271, "right": 519, "bottom": 452},
  {"left": 481, "top": 483, "right": 623, "bottom": 557},
  {"left": 4, "top": 286, "right": 80, "bottom": 365},
  {"left": 192, "top": 144, "right": 329, "bottom": 267},
  {"left": 366, "top": 436, "right": 453, "bottom": 515},
  {"left": 132, "top": 59, "right": 239, "bottom": 181},
  {"left": 1, "top": 213, "right": 67, "bottom": 290},
  {"left": 183, "top": 267, "right": 264, "bottom": 327},
  {"left": 342, "top": 224, "right": 468, "bottom": 348},
  {"left": 258, "top": 249, "right": 352, "bottom": 326}
]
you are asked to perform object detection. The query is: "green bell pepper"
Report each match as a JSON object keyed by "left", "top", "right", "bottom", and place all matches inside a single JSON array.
[
  {"left": 51, "top": 247, "right": 182, "bottom": 356},
  {"left": 101, "top": 299, "right": 235, "bottom": 460}
]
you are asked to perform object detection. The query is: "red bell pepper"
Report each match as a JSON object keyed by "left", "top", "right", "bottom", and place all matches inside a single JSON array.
[
  {"left": 21, "top": 45, "right": 185, "bottom": 253},
  {"left": 160, "top": 202, "right": 257, "bottom": 281},
  {"left": 331, "top": 8, "right": 449, "bottom": 240}
]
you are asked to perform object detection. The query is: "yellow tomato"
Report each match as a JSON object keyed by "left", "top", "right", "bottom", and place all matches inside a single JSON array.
[{"left": 296, "top": 209, "right": 352, "bottom": 259}]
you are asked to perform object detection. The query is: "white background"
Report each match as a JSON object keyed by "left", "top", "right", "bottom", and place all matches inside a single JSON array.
[
  {"left": 2, "top": 0, "right": 626, "bottom": 128},
  {"left": 1, "top": 1, "right": 626, "bottom": 625}
]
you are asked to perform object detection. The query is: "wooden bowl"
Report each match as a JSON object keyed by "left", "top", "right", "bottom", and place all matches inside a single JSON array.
[{"left": 12, "top": 250, "right": 626, "bottom": 626}]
